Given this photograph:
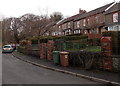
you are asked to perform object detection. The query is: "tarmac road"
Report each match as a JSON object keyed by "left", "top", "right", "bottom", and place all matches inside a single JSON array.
[{"left": 2, "top": 52, "right": 101, "bottom": 84}]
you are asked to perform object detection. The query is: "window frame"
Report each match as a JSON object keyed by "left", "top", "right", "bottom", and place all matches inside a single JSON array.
[{"left": 113, "top": 12, "right": 118, "bottom": 23}]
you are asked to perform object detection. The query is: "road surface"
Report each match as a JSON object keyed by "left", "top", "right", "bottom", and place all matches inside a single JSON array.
[{"left": 2, "top": 51, "right": 101, "bottom": 84}]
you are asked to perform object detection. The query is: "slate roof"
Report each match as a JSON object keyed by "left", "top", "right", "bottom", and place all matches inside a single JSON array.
[
  {"left": 46, "top": 21, "right": 57, "bottom": 28},
  {"left": 105, "top": 2, "right": 120, "bottom": 14},
  {"left": 57, "top": 2, "right": 114, "bottom": 25},
  {"left": 57, "top": 14, "right": 80, "bottom": 25},
  {"left": 74, "top": 2, "right": 114, "bottom": 21}
]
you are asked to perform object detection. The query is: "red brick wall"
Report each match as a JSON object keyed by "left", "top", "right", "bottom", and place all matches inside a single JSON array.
[{"left": 88, "top": 34, "right": 102, "bottom": 39}]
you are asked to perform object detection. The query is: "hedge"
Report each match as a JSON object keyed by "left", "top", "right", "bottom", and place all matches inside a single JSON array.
[
  {"left": 26, "top": 34, "right": 88, "bottom": 43},
  {"left": 20, "top": 34, "right": 100, "bottom": 51}
]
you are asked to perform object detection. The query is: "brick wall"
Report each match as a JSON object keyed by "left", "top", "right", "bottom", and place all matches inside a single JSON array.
[{"left": 88, "top": 34, "right": 102, "bottom": 39}]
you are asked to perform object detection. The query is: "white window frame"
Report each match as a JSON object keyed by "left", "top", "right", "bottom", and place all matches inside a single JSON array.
[
  {"left": 83, "top": 19, "right": 86, "bottom": 26},
  {"left": 77, "top": 21, "right": 80, "bottom": 28},
  {"left": 59, "top": 26, "right": 61, "bottom": 29},
  {"left": 87, "top": 18, "right": 90, "bottom": 26},
  {"left": 84, "top": 30, "right": 87, "bottom": 34},
  {"left": 95, "top": 16, "right": 98, "bottom": 23},
  {"left": 68, "top": 22, "right": 71, "bottom": 28},
  {"left": 113, "top": 12, "right": 118, "bottom": 23},
  {"left": 108, "top": 25, "right": 120, "bottom": 31}
]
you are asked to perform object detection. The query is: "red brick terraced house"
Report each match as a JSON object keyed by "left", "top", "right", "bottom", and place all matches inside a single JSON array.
[
  {"left": 57, "top": 11, "right": 84, "bottom": 35},
  {"left": 105, "top": 2, "right": 120, "bottom": 31},
  {"left": 56, "top": 19, "right": 66, "bottom": 36},
  {"left": 43, "top": 21, "right": 60, "bottom": 36},
  {"left": 46, "top": 2, "right": 117, "bottom": 38},
  {"left": 73, "top": 2, "right": 114, "bottom": 38}
]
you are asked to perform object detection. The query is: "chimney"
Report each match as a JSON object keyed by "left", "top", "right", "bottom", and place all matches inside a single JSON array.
[{"left": 79, "top": 8, "right": 86, "bottom": 14}]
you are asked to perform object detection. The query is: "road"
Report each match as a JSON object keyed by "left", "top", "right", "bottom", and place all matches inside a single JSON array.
[{"left": 2, "top": 51, "right": 101, "bottom": 84}]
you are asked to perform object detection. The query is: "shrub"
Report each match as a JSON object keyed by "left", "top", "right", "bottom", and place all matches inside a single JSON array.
[
  {"left": 68, "top": 50, "right": 101, "bottom": 70},
  {"left": 87, "top": 38, "right": 101, "bottom": 46},
  {"left": 31, "top": 39, "right": 38, "bottom": 44}
]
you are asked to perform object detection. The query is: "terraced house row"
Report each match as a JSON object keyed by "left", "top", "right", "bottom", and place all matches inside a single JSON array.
[{"left": 45, "top": 2, "right": 120, "bottom": 38}]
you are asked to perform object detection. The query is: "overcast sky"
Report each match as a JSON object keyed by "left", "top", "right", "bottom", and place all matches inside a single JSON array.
[{"left": 0, "top": 0, "right": 119, "bottom": 20}]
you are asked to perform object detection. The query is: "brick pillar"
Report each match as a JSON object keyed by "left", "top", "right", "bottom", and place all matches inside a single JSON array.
[
  {"left": 27, "top": 40, "right": 32, "bottom": 49},
  {"left": 40, "top": 43, "right": 47, "bottom": 59},
  {"left": 47, "top": 40, "right": 54, "bottom": 61}
]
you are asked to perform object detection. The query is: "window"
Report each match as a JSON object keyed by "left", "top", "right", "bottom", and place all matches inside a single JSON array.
[
  {"left": 68, "top": 22, "right": 70, "bottom": 28},
  {"left": 77, "top": 21, "right": 80, "bottom": 28},
  {"left": 78, "top": 30, "right": 80, "bottom": 33},
  {"left": 84, "top": 30, "right": 87, "bottom": 34},
  {"left": 69, "top": 29, "right": 71, "bottom": 34},
  {"left": 94, "top": 28, "right": 99, "bottom": 34},
  {"left": 91, "top": 28, "right": 98, "bottom": 34},
  {"left": 95, "top": 16, "right": 98, "bottom": 23},
  {"left": 45, "top": 33, "right": 49, "bottom": 36},
  {"left": 113, "top": 25, "right": 120, "bottom": 31},
  {"left": 113, "top": 13, "right": 118, "bottom": 23},
  {"left": 52, "top": 32, "right": 56, "bottom": 36},
  {"left": 62, "top": 24, "right": 67, "bottom": 29},
  {"left": 83, "top": 19, "right": 86, "bottom": 26},
  {"left": 87, "top": 18, "right": 90, "bottom": 26},
  {"left": 74, "top": 29, "right": 80, "bottom": 34},
  {"left": 108, "top": 26, "right": 113, "bottom": 31},
  {"left": 59, "top": 26, "right": 61, "bottom": 29},
  {"left": 108, "top": 25, "right": 120, "bottom": 31}
]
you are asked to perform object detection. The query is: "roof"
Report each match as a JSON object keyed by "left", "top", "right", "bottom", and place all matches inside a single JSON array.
[
  {"left": 46, "top": 21, "right": 57, "bottom": 28},
  {"left": 57, "top": 18, "right": 67, "bottom": 25},
  {"left": 105, "top": 2, "right": 120, "bottom": 14},
  {"left": 74, "top": 2, "right": 114, "bottom": 21},
  {"left": 57, "top": 14, "right": 80, "bottom": 25},
  {"left": 57, "top": 18, "right": 66, "bottom": 24}
]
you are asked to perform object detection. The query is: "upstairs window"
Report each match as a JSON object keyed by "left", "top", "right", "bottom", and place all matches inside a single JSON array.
[
  {"left": 68, "top": 22, "right": 71, "bottom": 28},
  {"left": 62, "top": 23, "right": 66, "bottom": 29},
  {"left": 95, "top": 16, "right": 98, "bottom": 23},
  {"left": 59, "top": 26, "right": 61, "bottom": 29},
  {"left": 77, "top": 21, "right": 80, "bottom": 28},
  {"left": 87, "top": 18, "right": 90, "bottom": 26},
  {"left": 83, "top": 19, "right": 86, "bottom": 26},
  {"left": 113, "top": 12, "right": 118, "bottom": 23}
]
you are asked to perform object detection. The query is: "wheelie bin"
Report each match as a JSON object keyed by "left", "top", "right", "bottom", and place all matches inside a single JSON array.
[
  {"left": 52, "top": 51, "right": 60, "bottom": 65},
  {"left": 60, "top": 51, "right": 69, "bottom": 67}
]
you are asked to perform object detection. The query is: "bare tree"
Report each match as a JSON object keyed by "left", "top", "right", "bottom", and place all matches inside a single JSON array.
[
  {"left": 50, "top": 12, "right": 63, "bottom": 22},
  {"left": 31, "top": 15, "right": 50, "bottom": 44},
  {"left": 2, "top": 11, "right": 64, "bottom": 44},
  {"left": 19, "top": 13, "right": 40, "bottom": 38},
  {"left": 2, "top": 18, "right": 14, "bottom": 44}
]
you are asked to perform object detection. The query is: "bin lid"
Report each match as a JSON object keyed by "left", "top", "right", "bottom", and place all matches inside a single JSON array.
[
  {"left": 60, "top": 51, "right": 69, "bottom": 54},
  {"left": 53, "top": 51, "right": 60, "bottom": 53},
  {"left": 101, "top": 37, "right": 112, "bottom": 42}
]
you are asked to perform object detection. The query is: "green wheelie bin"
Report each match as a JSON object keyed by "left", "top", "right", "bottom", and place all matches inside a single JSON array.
[{"left": 52, "top": 51, "right": 60, "bottom": 65}]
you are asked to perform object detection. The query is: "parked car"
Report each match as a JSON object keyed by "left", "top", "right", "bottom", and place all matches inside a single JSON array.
[
  {"left": 10, "top": 44, "right": 16, "bottom": 50},
  {"left": 2, "top": 45, "right": 14, "bottom": 53}
]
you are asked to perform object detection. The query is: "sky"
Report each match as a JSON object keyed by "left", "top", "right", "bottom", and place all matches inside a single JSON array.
[{"left": 0, "top": 0, "right": 119, "bottom": 20}]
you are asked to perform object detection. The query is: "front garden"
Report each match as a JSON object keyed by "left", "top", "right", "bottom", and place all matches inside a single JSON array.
[{"left": 18, "top": 31, "right": 120, "bottom": 72}]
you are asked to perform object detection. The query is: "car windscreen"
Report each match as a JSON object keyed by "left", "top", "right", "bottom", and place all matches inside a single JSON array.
[{"left": 3, "top": 46, "right": 11, "bottom": 48}]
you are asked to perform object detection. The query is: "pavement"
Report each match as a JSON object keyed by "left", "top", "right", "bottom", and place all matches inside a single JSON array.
[{"left": 12, "top": 51, "right": 120, "bottom": 85}]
